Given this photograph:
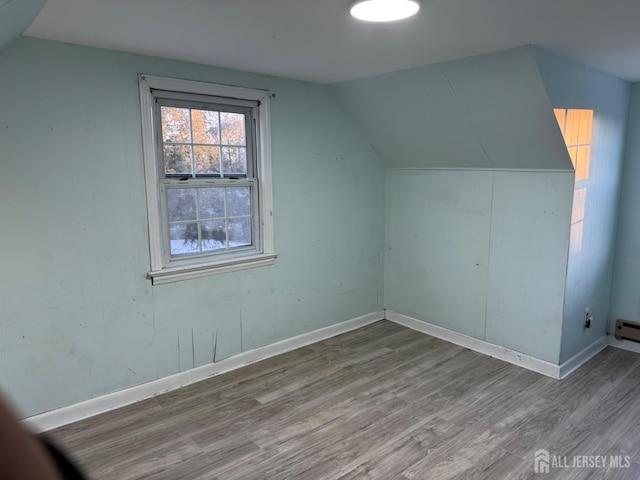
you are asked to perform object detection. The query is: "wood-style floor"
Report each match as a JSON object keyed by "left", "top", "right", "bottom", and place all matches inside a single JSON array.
[{"left": 47, "top": 321, "right": 640, "bottom": 480}]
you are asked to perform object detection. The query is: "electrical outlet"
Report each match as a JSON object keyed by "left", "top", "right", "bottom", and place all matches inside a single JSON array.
[{"left": 584, "top": 308, "right": 592, "bottom": 329}]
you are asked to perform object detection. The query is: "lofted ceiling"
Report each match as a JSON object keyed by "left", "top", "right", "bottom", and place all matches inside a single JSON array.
[{"left": 24, "top": 0, "right": 640, "bottom": 84}]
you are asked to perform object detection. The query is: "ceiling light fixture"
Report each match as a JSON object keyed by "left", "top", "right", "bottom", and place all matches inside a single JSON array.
[{"left": 350, "top": 0, "right": 420, "bottom": 22}]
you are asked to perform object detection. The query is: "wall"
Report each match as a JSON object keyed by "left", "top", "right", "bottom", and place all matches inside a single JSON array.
[
  {"left": 534, "top": 49, "right": 631, "bottom": 362},
  {"left": 0, "top": 38, "right": 385, "bottom": 417},
  {"left": 385, "top": 170, "right": 573, "bottom": 363},
  {"left": 331, "top": 46, "right": 574, "bottom": 364},
  {"left": 610, "top": 84, "right": 640, "bottom": 329},
  {"left": 330, "top": 46, "right": 572, "bottom": 171},
  {"left": 0, "top": 0, "right": 44, "bottom": 50}
]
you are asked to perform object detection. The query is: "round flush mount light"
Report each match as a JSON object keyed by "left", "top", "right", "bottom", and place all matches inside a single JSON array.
[{"left": 350, "top": 0, "right": 420, "bottom": 22}]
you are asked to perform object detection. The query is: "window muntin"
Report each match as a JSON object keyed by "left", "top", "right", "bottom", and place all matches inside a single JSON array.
[
  {"left": 554, "top": 108, "right": 594, "bottom": 255},
  {"left": 139, "top": 75, "right": 276, "bottom": 284},
  {"left": 157, "top": 100, "right": 253, "bottom": 178},
  {"left": 554, "top": 108, "right": 593, "bottom": 181},
  {"left": 163, "top": 183, "right": 256, "bottom": 258},
  {"left": 153, "top": 96, "right": 259, "bottom": 263}
]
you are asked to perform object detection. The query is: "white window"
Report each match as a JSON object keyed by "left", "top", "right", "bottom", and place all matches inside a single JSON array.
[{"left": 139, "top": 75, "right": 276, "bottom": 285}]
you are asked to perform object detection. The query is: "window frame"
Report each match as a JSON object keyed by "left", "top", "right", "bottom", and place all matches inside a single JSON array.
[{"left": 139, "top": 74, "right": 276, "bottom": 285}]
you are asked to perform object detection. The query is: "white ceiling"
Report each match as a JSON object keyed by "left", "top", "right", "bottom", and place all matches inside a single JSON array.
[{"left": 24, "top": 0, "right": 640, "bottom": 84}]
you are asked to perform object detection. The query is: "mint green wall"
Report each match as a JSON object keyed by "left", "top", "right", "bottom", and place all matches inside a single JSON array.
[
  {"left": 332, "top": 46, "right": 574, "bottom": 363},
  {"left": 384, "top": 170, "right": 493, "bottom": 339},
  {"left": 534, "top": 49, "right": 631, "bottom": 363},
  {"left": 610, "top": 84, "right": 640, "bottom": 330},
  {"left": 0, "top": 0, "right": 44, "bottom": 50},
  {"left": 0, "top": 38, "right": 385, "bottom": 417},
  {"left": 385, "top": 170, "right": 573, "bottom": 363},
  {"left": 330, "top": 46, "right": 571, "bottom": 170},
  {"left": 3, "top": 35, "right": 629, "bottom": 418}
]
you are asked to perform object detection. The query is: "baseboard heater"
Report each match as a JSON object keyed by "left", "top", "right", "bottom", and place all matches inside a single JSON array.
[{"left": 615, "top": 319, "right": 640, "bottom": 342}]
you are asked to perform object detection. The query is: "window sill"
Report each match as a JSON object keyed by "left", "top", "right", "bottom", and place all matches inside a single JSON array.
[{"left": 148, "top": 252, "right": 277, "bottom": 285}]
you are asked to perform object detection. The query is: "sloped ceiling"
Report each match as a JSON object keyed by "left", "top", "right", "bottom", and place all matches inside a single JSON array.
[
  {"left": 0, "top": 0, "right": 45, "bottom": 51},
  {"left": 330, "top": 46, "right": 573, "bottom": 170},
  {"left": 23, "top": 0, "right": 640, "bottom": 84}
]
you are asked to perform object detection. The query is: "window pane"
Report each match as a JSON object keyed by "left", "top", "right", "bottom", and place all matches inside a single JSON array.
[
  {"left": 229, "top": 218, "right": 251, "bottom": 247},
  {"left": 201, "top": 220, "right": 227, "bottom": 252},
  {"left": 167, "top": 188, "right": 197, "bottom": 222},
  {"left": 565, "top": 110, "right": 582, "bottom": 146},
  {"left": 199, "top": 187, "right": 225, "bottom": 219},
  {"left": 169, "top": 223, "right": 199, "bottom": 256},
  {"left": 192, "top": 109, "right": 220, "bottom": 145},
  {"left": 554, "top": 109, "right": 566, "bottom": 137},
  {"left": 572, "top": 188, "right": 587, "bottom": 224},
  {"left": 220, "top": 112, "right": 246, "bottom": 146},
  {"left": 576, "top": 110, "right": 593, "bottom": 146},
  {"left": 194, "top": 146, "right": 220, "bottom": 175},
  {"left": 161, "top": 107, "right": 191, "bottom": 143},
  {"left": 575, "top": 146, "right": 591, "bottom": 181},
  {"left": 222, "top": 147, "right": 247, "bottom": 175},
  {"left": 568, "top": 147, "right": 578, "bottom": 170},
  {"left": 164, "top": 145, "right": 192, "bottom": 175},
  {"left": 570, "top": 221, "right": 584, "bottom": 255},
  {"left": 227, "top": 187, "right": 251, "bottom": 217}
]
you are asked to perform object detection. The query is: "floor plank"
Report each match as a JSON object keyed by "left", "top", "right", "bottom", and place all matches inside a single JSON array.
[{"left": 46, "top": 321, "right": 640, "bottom": 479}]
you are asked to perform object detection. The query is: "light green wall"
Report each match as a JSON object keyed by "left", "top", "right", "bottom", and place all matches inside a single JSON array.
[
  {"left": 385, "top": 170, "right": 573, "bottom": 363},
  {"left": 534, "top": 49, "right": 631, "bottom": 363},
  {"left": 3, "top": 35, "right": 631, "bottom": 417},
  {"left": 384, "top": 170, "right": 493, "bottom": 340},
  {"left": 0, "top": 0, "right": 44, "bottom": 50},
  {"left": 332, "top": 46, "right": 574, "bottom": 363},
  {"left": 330, "top": 46, "right": 571, "bottom": 170},
  {"left": 610, "top": 84, "right": 640, "bottom": 330},
  {"left": 0, "top": 38, "right": 385, "bottom": 417}
]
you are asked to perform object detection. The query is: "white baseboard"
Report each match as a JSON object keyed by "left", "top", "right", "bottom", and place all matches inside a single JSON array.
[
  {"left": 607, "top": 335, "right": 640, "bottom": 354},
  {"left": 24, "top": 309, "right": 609, "bottom": 432},
  {"left": 558, "top": 336, "right": 608, "bottom": 379},
  {"left": 385, "top": 310, "right": 562, "bottom": 379},
  {"left": 24, "top": 311, "right": 384, "bottom": 433}
]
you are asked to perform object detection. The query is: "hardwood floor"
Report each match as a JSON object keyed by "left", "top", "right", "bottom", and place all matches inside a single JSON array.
[{"left": 47, "top": 321, "right": 640, "bottom": 479}]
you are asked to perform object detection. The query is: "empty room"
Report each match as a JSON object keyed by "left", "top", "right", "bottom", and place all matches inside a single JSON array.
[{"left": 2, "top": 0, "right": 640, "bottom": 478}]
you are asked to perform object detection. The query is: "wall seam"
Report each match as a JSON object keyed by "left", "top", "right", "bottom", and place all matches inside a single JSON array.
[
  {"left": 483, "top": 172, "right": 496, "bottom": 341},
  {"left": 440, "top": 66, "right": 494, "bottom": 168}
]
